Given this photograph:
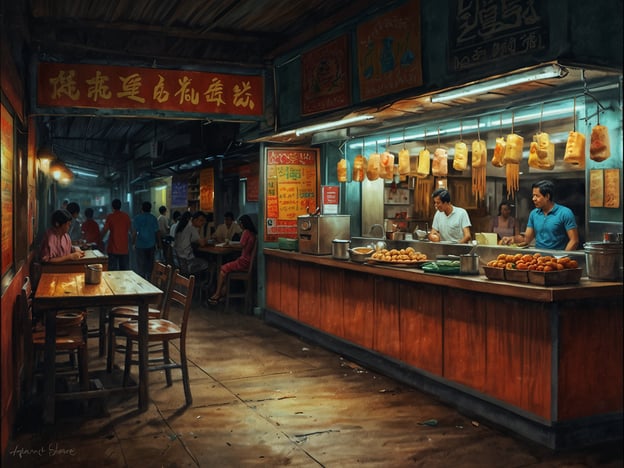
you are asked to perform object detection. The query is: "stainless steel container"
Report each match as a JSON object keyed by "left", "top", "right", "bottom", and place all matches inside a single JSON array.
[
  {"left": 332, "top": 239, "right": 350, "bottom": 260},
  {"left": 460, "top": 254, "right": 480, "bottom": 274},
  {"left": 584, "top": 242, "right": 623, "bottom": 282},
  {"left": 297, "top": 214, "right": 351, "bottom": 255},
  {"left": 85, "top": 263, "right": 103, "bottom": 284}
]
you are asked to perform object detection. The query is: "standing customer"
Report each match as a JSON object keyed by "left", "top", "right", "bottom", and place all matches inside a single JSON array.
[
  {"left": 209, "top": 214, "right": 257, "bottom": 305},
  {"left": 169, "top": 210, "right": 181, "bottom": 241},
  {"left": 39, "top": 209, "right": 85, "bottom": 262},
  {"left": 212, "top": 211, "right": 242, "bottom": 243},
  {"left": 501, "top": 180, "right": 579, "bottom": 251},
  {"left": 428, "top": 188, "right": 472, "bottom": 244},
  {"left": 490, "top": 200, "right": 520, "bottom": 244},
  {"left": 102, "top": 199, "right": 133, "bottom": 270},
  {"left": 66, "top": 202, "right": 83, "bottom": 244},
  {"left": 133, "top": 201, "right": 161, "bottom": 279},
  {"left": 81, "top": 207, "right": 103, "bottom": 250},
  {"left": 157, "top": 205, "right": 170, "bottom": 237}
]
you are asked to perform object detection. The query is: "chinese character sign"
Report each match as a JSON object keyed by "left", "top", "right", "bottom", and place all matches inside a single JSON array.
[
  {"left": 449, "top": 0, "right": 548, "bottom": 71},
  {"left": 37, "top": 62, "right": 264, "bottom": 117},
  {"left": 264, "top": 148, "right": 318, "bottom": 242}
]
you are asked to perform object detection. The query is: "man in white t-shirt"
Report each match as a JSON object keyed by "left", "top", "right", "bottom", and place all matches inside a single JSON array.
[
  {"left": 428, "top": 188, "right": 472, "bottom": 244},
  {"left": 212, "top": 211, "right": 242, "bottom": 243}
]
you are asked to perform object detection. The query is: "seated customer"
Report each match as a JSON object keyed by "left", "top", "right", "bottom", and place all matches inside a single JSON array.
[
  {"left": 173, "top": 211, "right": 211, "bottom": 274},
  {"left": 40, "top": 209, "right": 85, "bottom": 263},
  {"left": 490, "top": 200, "right": 520, "bottom": 244},
  {"left": 208, "top": 214, "right": 257, "bottom": 305},
  {"left": 212, "top": 211, "right": 242, "bottom": 243}
]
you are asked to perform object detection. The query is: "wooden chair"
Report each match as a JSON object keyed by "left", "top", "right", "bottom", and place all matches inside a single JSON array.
[
  {"left": 19, "top": 277, "right": 89, "bottom": 398},
  {"left": 106, "top": 262, "right": 173, "bottom": 372},
  {"left": 173, "top": 248, "right": 213, "bottom": 304},
  {"left": 225, "top": 240, "right": 257, "bottom": 314},
  {"left": 119, "top": 271, "right": 195, "bottom": 406}
]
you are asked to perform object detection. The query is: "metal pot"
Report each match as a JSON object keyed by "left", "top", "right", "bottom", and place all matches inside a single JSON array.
[
  {"left": 460, "top": 254, "right": 480, "bottom": 275},
  {"left": 332, "top": 239, "right": 350, "bottom": 260},
  {"left": 85, "top": 263, "right": 103, "bottom": 284},
  {"left": 584, "top": 242, "right": 623, "bottom": 282}
]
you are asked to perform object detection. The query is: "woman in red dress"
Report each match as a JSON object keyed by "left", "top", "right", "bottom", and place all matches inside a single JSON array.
[{"left": 208, "top": 214, "right": 257, "bottom": 304}]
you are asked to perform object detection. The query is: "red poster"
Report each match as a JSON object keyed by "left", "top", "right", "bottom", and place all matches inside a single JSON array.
[
  {"left": 357, "top": 0, "right": 423, "bottom": 101},
  {"left": 37, "top": 62, "right": 263, "bottom": 117},
  {"left": 199, "top": 168, "right": 214, "bottom": 212},
  {"left": 1, "top": 104, "right": 14, "bottom": 276},
  {"left": 301, "top": 35, "right": 350, "bottom": 115},
  {"left": 264, "top": 147, "right": 319, "bottom": 241}
]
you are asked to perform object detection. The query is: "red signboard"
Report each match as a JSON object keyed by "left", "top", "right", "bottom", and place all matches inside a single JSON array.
[
  {"left": 357, "top": 0, "right": 422, "bottom": 101},
  {"left": 37, "top": 62, "right": 264, "bottom": 117},
  {"left": 301, "top": 35, "right": 350, "bottom": 115}
]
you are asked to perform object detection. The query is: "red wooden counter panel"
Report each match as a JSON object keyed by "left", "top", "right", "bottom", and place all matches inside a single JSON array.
[{"left": 263, "top": 249, "right": 623, "bottom": 423}]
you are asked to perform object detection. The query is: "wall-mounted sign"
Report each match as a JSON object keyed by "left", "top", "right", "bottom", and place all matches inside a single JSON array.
[
  {"left": 321, "top": 185, "right": 340, "bottom": 214},
  {"left": 357, "top": 0, "right": 422, "bottom": 102},
  {"left": 264, "top": 147, "right": 319, "bottom": 241},
  {"left": 449, "top": 0, "right": 548, "bottom": 72},
  {"left": 301, "top": 35, "right": 350, "bottom": 115},
  {"left": 172, "top": 179, "right": 189, "bottom": 207},
  {"left": 199, "top": 168, "right": 214, "bottom": 212},
  {"left": 37, "top": 62, "right": 264, "bottom": 117}
]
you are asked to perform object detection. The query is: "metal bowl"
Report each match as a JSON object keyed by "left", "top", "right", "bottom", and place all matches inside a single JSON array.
[{"left": 349, "top": 247, "right": 374, "bottom": 263}]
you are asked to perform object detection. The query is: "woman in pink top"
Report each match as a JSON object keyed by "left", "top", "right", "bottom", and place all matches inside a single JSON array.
[
  {"left": 40, "top": 209, "right": 85, "bottom": 263},
  {"left": 208, "top": 214, "right": 257, "bottom": 304}
]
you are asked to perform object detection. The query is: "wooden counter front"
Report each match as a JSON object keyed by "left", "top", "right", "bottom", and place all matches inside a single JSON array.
[{"left": 263, "top": 248, "right": 623, "bottom": 449}]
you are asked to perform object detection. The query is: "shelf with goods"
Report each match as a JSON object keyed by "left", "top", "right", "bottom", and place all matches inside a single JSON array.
[{"left": 187, "top": 172, "right": 200, "bottom": 211}]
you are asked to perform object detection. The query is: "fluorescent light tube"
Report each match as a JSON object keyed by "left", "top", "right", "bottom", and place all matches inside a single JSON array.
[
  {"left": 295, "top": 115, "right": 374, "bottom": 136},
  {"left": 430, "top": 64, "right": 567, "bottom": 103}
]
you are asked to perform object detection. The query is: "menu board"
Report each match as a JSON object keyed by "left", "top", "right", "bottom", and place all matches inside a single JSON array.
[
  {"left": 199, "top": 167, "right": 214, "bottom": 212},
  {"left": 1, "top": 103, "right": 14, "bottom": 276},
  {"left": 265, "top": 147, "right": 319, "bottom": 241},
  {"left": 171, "top": 178, "right": 188, "bottom": 207}
]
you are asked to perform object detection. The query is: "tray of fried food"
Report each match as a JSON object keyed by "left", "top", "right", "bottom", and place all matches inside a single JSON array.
[{"left": 367, "top": 247, "right": 428, "bottom": 267}]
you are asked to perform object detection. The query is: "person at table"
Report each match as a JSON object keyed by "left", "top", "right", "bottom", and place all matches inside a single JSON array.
[
  {"left": 39, "top": 209, "right": 85, "bottom": 263},
  {"left": 102, "top": 198, "right": 133, "bottom": 270},
  {"left": 66, "top": 201, "right": 83, "bottom": 245},
  {"left": 212, "top": 211, "right": 242, "bottom": 243},
  {"left": 501, "top": 180, "right": 579, "bottom": 251},
  {"left": 168, "top": 210, "right": 181, "bottom": 245},
  {"left": 133, "top": 201, "right": 161, "bottom": 279},
  {"left": 173, "top": 211, "right": 211, "bottom": 274},
  {"left": 428, "top": 188, "right": 472, "bottom": 244},
  {"left": 208, "top": 214, "right": 257, "bottom": 305},
  {"left": 490, "top": 200, "right": 520, "bottom": 245},
  {"left": 81, "top": 207, "right": 103, "bottom": 250}
]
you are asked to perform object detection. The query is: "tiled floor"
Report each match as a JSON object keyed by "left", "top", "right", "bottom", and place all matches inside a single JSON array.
[{"left": 5, "top": 301, "right": 623, "bottom": 467}]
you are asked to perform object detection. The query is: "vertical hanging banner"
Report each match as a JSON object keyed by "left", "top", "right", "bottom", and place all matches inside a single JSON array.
[
  {"left": 37, "top": 62, "right": 263, "bottom": 117},
  {"left": 199, "top": 168, "right": 215, "bottom": 212},
  {"left": 357, "top": 0, "right": 422, "bottom": 102},
  {"left": 265, "top": 147, "right": 319, "bottom": 241}
]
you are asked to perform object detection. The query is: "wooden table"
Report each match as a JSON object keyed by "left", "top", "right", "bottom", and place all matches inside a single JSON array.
[
  {"left": 196, "top": 242, "right": 241, "bottom": 270},
  {"left": 40, "top": 249, "right": 109, "bottom": 273},
  {"left": 35, "top": 270, "right": 162, "bottom": 424},
  {"left": 40, "top": 250, "right": 110, "bottom": 356}
]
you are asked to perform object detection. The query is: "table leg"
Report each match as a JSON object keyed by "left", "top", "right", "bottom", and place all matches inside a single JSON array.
[
  {"left": 138, "top": 302, "right": 149, "bottom": 411},
  {"left": 43, "top": 310, "right": 57, "bottom": 424},
  {"left": 98, "top": 306, "right": 106, "bottom": 357}
]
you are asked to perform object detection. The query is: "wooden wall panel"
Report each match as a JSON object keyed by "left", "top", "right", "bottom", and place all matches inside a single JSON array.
[
  {"left": 279, "top": 260, "right": 300, "bottom": 319},
  {"left": 373, "top": 277, "right": 401, "bottom": 359},
  {"left": 320, "top": 268, "right": 345, "bottom": 338},
  {"left": 558, "top": 298, "right": 624, "bottom": 420},
  {"left": 400, "top": 284, "right": 444, "bottom": 375},
  {"left": 484, "top": 299, "right": 551, "bottom": 419},
  {"left": 443, "top": 289, "right": 486, "bottom": 389},
  {"left": 265, "top": 256, "right": 281, "bottom": 310},
  {"left": 342, "top": 272, "right": 374, "bottom": 348},
  {"left": 298, "top": 263, "right": 321, "bottom": 327}
]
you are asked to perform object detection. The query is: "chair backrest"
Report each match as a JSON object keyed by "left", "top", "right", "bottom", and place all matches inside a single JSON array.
[
  {"left": 172, "top": 248, "right": 192, "bottom": 277},
  {"left": 161, "top": 272, "right": 195, "bottom": 338},
  {"left": 161, "top": 237, "right": 175, "bottom": 267},
  {"left": 150, "top": 262, "right": 173, "bottom": 310},
  {"left": 244, "top": 239, "right": 258, "bottom": 275}
]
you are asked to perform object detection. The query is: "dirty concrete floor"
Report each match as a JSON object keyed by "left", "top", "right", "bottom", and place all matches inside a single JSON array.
[{"left": 5, "top": 301, "right": 623, "bottom": 467}]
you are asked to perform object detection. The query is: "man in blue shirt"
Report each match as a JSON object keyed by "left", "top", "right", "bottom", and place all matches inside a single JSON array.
[
  {"left": 133, "top": 201, "right": 160, "bottom": 279},
  {"left": 502, "top": 180, "right": 579, "bottom": 251}
]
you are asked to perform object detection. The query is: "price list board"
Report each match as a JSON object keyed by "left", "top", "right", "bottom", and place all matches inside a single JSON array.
[{"left": 264, "top": 147, "right": 319, "bottom": 242}]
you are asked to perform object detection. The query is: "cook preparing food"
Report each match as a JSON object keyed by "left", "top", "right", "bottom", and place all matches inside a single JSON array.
[{"left": 428, "top": 188, "right": 472, "bottom": 244}]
